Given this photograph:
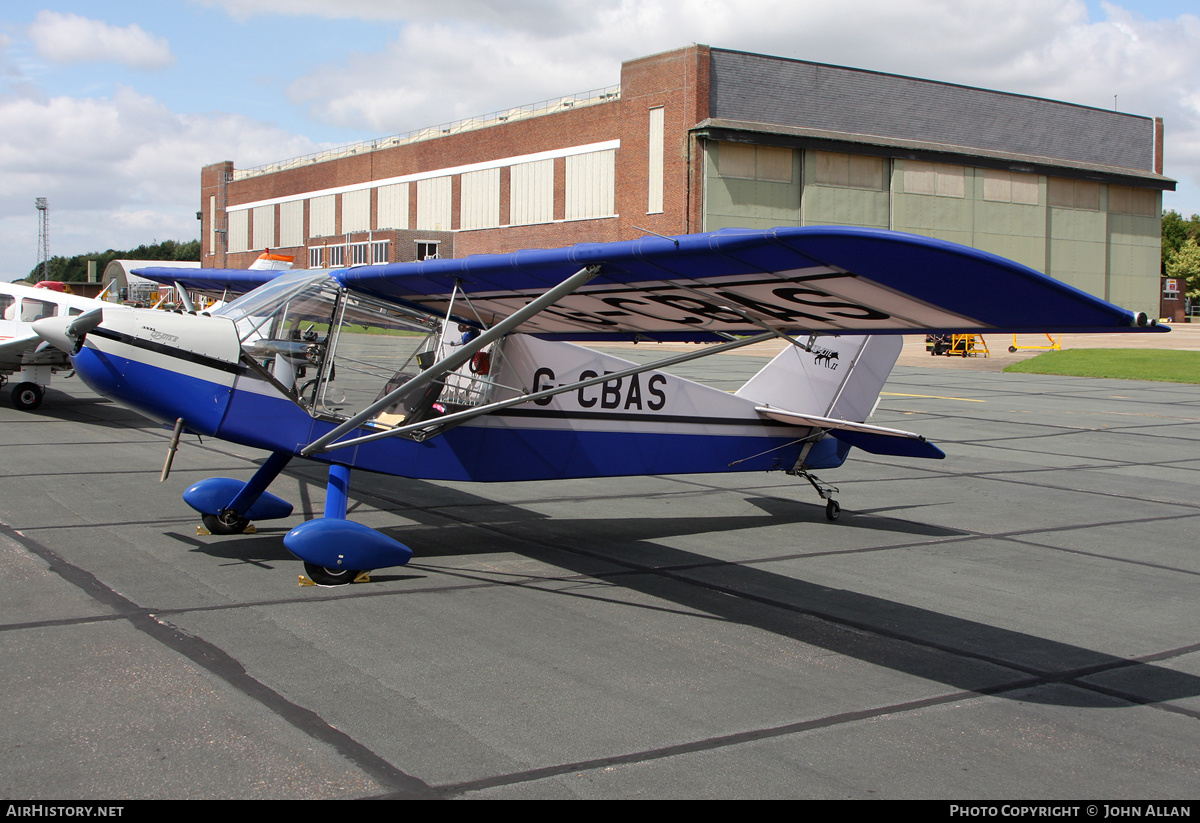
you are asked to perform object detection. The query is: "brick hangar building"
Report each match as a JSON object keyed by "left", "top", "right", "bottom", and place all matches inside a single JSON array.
[{"left": 201, "top": 45, "right": 1175, "bottom": 318}]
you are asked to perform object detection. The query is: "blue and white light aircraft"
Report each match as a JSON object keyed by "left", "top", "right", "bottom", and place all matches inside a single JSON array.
[{"left": 33, "top": 227, "right": 1164, "bottom": 585}]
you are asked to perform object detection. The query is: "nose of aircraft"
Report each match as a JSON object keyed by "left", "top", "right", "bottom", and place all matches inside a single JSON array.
[
  {"left": 31, "top": 315, "right": 74, "bottom": 353},
  {"left": 32, "top": 307, "right": 104, "bottom": 354},
  {"left": 38, "top": 307, "right": 244, "bottom": 433}
]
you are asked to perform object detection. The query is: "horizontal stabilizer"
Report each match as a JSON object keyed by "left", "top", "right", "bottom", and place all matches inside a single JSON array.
[
  {"left": 825, "top": 429, "right": 945, "bottom": 459},
  {"left": 755, "top": 406, "right": 945, "bottom": 459}
]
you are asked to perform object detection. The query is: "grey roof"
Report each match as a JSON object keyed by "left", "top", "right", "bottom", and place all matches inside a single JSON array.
[
  {"left": 696, "top": 117, "right": 1175, "bottom": 189},
  {"left": 709, "top": 49, "right": 1157, "bottom": 175}
]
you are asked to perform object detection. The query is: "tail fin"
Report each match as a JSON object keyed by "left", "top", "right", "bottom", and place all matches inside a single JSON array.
[
  {"left": 734, "top": 335, "right": 901, "bottom": 422},
  {"left": 737, "top": 336, "right": 943, "bottom": 460}
]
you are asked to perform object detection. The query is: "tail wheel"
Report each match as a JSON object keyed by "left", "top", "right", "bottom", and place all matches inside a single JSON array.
[
  {"left": 303, "top": 562, "right": 361, "bottom": 586},
  {"left": 825, "top": 499, "right": 841, "bottom": 521},
  {"left": 12, "top": 383, "right": 43, "bottom": 411}
]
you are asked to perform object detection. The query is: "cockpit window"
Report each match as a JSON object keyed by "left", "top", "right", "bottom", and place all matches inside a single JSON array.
[
  {"left": 225, "top": 274, "right": 443, "bottom": 421},
  {"left": 21, "top": 298, "right": 57, "bottom": 322}
]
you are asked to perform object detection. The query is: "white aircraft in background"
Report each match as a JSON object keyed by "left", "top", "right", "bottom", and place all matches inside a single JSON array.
[
  {"left": 0, "top": 281, "right": 116, "bottom": 410},
  {"left": 2, "top": 253, "right": 293, "bottom": 411}
]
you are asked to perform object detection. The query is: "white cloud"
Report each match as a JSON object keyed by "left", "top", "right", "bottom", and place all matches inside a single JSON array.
[
  {"left": 0, "top": 86, "right": 321, "bottom": 281},
  {"left": 28, "top": 11, "right": 175, "bottom": 70},
  {"left": 195, "top": 0, "right": 612, "bottom": 32}
]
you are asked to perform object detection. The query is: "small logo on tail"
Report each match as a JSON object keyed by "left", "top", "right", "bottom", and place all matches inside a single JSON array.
[{"left": 812, "top": 347, "right": 840, "bottom": 369}]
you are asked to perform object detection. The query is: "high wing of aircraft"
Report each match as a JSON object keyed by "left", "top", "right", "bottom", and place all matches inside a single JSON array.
[
  {"left": 0, "top": 280, "right": 121, "bottom": 410},
  {"left": 33, "top": 226, "right": 1165, "bottom": 585}
]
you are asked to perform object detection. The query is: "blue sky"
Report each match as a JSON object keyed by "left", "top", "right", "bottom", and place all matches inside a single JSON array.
[{"left": 2, "top": 0, "right": 1197, "bottom": 282}]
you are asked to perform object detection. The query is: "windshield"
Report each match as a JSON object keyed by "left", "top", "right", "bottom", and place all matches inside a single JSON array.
[
  {"left": 212, "top": 271, "right": 331, "bottom": 329},
  {"left": 220, "top": 272, "right": 445, "bottom": 420}
]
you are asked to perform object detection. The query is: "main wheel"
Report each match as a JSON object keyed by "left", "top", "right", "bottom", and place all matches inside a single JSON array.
[
  {"left": 303, "top": 562, "right": 360, "bottom": 586},
  {"left": 11, "top": 382, "right": 43, "bottom": 411},
  {"left": 825, "top": 499, "right": 841, "bottom": 521},
  {"left": 202, "top": 511, "right": 250, "bottom": 535}
]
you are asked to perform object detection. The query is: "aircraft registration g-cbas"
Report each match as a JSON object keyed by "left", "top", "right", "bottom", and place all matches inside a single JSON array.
[{"left": 34, "top": 227, "right": 1164, "bottom": 585}]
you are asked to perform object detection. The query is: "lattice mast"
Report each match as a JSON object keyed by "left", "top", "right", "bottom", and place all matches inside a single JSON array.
[{"left": 35, "top": 197, "right": 49, "bottom": 280}]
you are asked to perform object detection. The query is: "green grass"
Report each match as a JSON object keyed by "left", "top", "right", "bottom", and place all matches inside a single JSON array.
[{"left": 1003, "top": 349, "right": 1200, "bottom": 384}]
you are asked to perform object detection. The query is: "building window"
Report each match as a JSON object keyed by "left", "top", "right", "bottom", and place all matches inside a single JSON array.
[
  {"left": 309, "top": 195, "right": 336, "bottom": 236},
  {"left": 417, "top": 242, "right": 439, "bottom": 261},
  {"left": 253, "top": 204, "right": 275, "bottom": 249},
  {"left": 814, "top": 151, "right": 885, "bottom": 190},
  {"left": 903, "top": 161, "right": 965, "bottom": 198},
  {"left": 510, "top": 159, "right": 554, "bottom": 226},
  {"left": 309, "top": 247, "right": 323, "bottom": 268},
  {"left": 329, "top": 245, "right": 345, "bottom": 267},
  {"left": 1108, "top": 185, "right": 1157, "bottom": 217},
  {"left": 280, "top": 200, "right": 303, "bottom": 247},
  {"left": 566, "top": 150, "right": 616, "bottom": 221},
  {"left": 648, "top": 107, "right": 664, "bottom": 214},
  {"left": 227, "top": 210, "right": 249, "bottom": 252},
  {"left": 342, "top": 189, "right": 370, "bottom": 233},
  {"left": 350, "top": 242, "right": 370, "bottom": 265},
  {"left": 718, "top": 142, "right": 792, "bottom": 183},
  {"left": 376, "top": 183, "right": 409, "bottom": 230},
  {"left": 416, "top": 177, "right": 452, "bottom": 231},
  {"left": 1047, "top": 177, "right": 1100, "bottom": 211},
  {"left": 460, "top": 168, "right": 501, "bottom": 230},
  {"left": 982, "top": 169, "right": 1039, "bottom": 205},
  {"left": 372, "top": 240, "right": 389, "bottom": 264}
]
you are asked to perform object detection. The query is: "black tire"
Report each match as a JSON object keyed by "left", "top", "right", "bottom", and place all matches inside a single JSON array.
[
  {"left": 1008, "top": 346, "right": 1018, "bottom": 353},
  {"left": 202, "top": 511, "right": 250, "bottom": 535},
  {"left": 11, "top": 382, "right": 43, "bottom": 411},
  {"left": 303, "top": 562, "right": 360, "bottom": 586},
  {"left": 825, "top": 499, "right": 841, "bottom": 521}
]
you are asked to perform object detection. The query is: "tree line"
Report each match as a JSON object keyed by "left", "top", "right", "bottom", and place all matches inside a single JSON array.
[
  {"left": 24, "top": 239, "right": 200, "bottom": 283},
  {"left": 1163, "top": 210, "right": 1200, "bottom": 301}
]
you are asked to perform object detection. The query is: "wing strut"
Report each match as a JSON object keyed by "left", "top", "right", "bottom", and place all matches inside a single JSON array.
[
  {"left": 302, "top": 330, "right": 782, "bottom": 454},
  {"left": 301, "top": 264, "right": 603, "bottom": 457}
]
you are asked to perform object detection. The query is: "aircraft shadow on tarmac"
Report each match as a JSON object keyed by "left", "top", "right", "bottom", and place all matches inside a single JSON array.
[
  {"left": 26, "top": 390, "right": 145, "bottom": 430},
  {"left": 167, "top": 465, "right": 1200, "bottom": 712}
]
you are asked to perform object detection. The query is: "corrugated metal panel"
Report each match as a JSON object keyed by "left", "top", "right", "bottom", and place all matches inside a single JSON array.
[
  {"left": 227, "top": 209, "right": 249, "bottom": 253},
  {"left": 565, "top": 150, "right": 615, "bottom": 220},
  {"left": 416, "top": 177, "right": 451, "bottom": 230},
  {"left": 309, "top": 194, "right": 335, "bottom": 237},
  {"left": 376, "top": 183, "right": 409, "bottom": 229},
  {"left": 460, "top": 168, "right": 500, "bottom": 230},
  {"left": 709, "top": 49, "right": 1155, "bottom": 172},
  {"left": 648, "top": 107, "right": 664, "bottom": 214},
  {"left": 252, "top": 205, "right": 274, "bottom": 250},
  {"left": 510, "top": 159, "right": 554, "bottom": 225},
  {"left": 342, "top": 189, "right": 370, "bottom": 233},
  {"left": 279, "top": 200, "right": 303, "bottom": 246}
]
